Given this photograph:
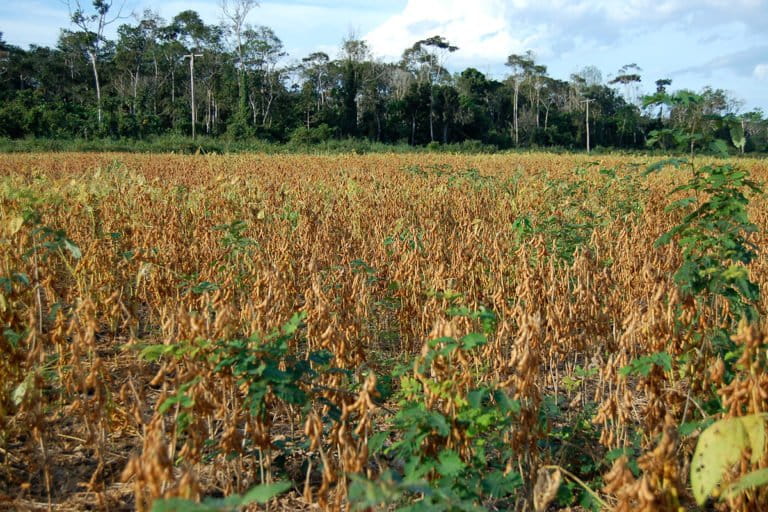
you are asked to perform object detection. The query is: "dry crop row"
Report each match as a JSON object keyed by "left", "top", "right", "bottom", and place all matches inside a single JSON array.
[{"left": 0, "top": 153, "right": 767, "bottom": 511}]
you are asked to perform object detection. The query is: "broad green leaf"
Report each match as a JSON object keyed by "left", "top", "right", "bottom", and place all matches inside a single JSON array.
[
  {"left": 309, "top": 349, "right": 333, "bottom": 365},
  {"left": 13, "top": 272, "right": 30, "bottom": 286},
  {"left": 427, "top": 411, "right": 451, "bottom": 436},
  {"left": 579, "top": 490, "right": 603, "bottom": 512},
  {"left": 467, "top": 389, "right": 486, "bottom": 409},
  {"left": 191, "top": 281, "right": 220, "bottom": 294},
  {"left": 150, "top": 497, "right": 214, "bottom": 512},
  {"left": 240, "top": 481, "right": 292, "bottom": 505},
  {"left": 691, "top": 414, "right": 768, "bottom": 504},
  {"left": 281, "top": 311, "right": 306, "bottom": 335},
  {"left": 475, "top": 413, "right": 495, "bottom": 428},
  {"left": 493, "top": 389, "right": 521, "bottom": 415},
  {"left": 730, "top": 123, "right": 746, "bottom": 151},
  {"left": 679, "top": 418, "right": 714, "bottom": 436},
  {"left": 642, "top": 92, "right": 670, "bottom": 107},
  {"left": 482, "top": 470, "right": 522, "bottom": 498},
  {"left": 63, "top": 238, "right": 82, "bottom": 259},
  {"left": 139, "top": 344, "right": 172, "bottom": 362},
  {"left": 348, "top": 472, "right": 403, "bottom": 510},
  {"left": 404, "top": 456, "right": 435, "bottom": 482},
  {"left": 367, "top": 431, "right": 389, "bottom": 456},
  {"left": 619, "top": 352, "right": 672, "bottom": 377},
  {"left": 460, "top": 333, "right": 487, "bottom": 350},
  {"left": 437, "top": 450, "right": 466, "bottom": 477},
  {"left": 158, "top": 380, "right": 200, "bottom": 415},
  {"left": 3, "top": 328, "right": 26, "bottom": 349},
  {"left": 150, "top": 495, "right": 243, "bottom": 512},
  {"left": 644, "top": 158, "right": 687, "bottom": 175},
  {"left": 709, "top": 139, "right": 729, "bottom": 157},
  {"left": 666, "top": 197, "right": 696, "bottom": 211},
  {"left": 723, "top": 468, "right": 768, "bottom": 500}
]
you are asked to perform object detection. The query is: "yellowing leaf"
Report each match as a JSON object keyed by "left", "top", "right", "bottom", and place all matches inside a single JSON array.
[
  {"left": 12, "top": 374, "right": 33, "bottom": 406},
  {"left": 723, "top": 468, "right": 768, "bottom": 500},
  {"left": 742, "top": 414, "right": 766, "bottom": 466},
  {"left": 7, "top": 216, "right": 24, "bottom": 236},
  {"left": 691, "top": 414, "right": 768, "bottom": 504}
]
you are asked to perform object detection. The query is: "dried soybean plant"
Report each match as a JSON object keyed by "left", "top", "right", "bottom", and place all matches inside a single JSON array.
[{"left": 0, "top": 152, "right": 767, "bottom": 511}]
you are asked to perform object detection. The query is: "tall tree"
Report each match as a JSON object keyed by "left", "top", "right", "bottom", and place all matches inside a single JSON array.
[
  {"left": 337, "top": 35, "right": 371, "bottom": 137},
  {"left": 741, "top": 109, "right": 766, "bottom": 152},
  {"left": 434, "top": 84, "right": 459, "bottom": 143},
  {"left": 456, "top": 68, "right": 493, "bottom": 139},
  {"left": 3, "top": 11, "right": 767, "bottom": 152},
  {"left": 0, "top": 32, "right": 9, "bottom": 77},
  {"left": 609, "top": 63, "right": 642, "bottom": 105},
  {"left": 66, "top": 0, "right": 128, "bottom": 127},
  {"left": 134, "top": 10, "right": 166, "bottom": 118},
  {"left": 167, "top": 10, "right": 222, "bottom": 135},
  {"left": 242, "top": 25, "right": 285, "bottom": 126},
  {"left": 528, "top": 62, "right": 548, "bottom": 129},
  {"left": 608, "top": 64, "right": 643, "bottom": 145},
  {"left": 505, "top": 51, "right": 535, "bottom": 146},
  {"left": 298, "top": 52, "right": 331, "bottom": 127},
  {"left": 221, "top": 0, "right": 258, "bottom": 123},
  {"left": 115, "top": 22, "right": 149, "bottom": 116},
  {"left": 402, "top": 35, "right": 458, "bottom": 142},
  {"left": 650, "top": 78, "right": 673, "bottom": 122}
]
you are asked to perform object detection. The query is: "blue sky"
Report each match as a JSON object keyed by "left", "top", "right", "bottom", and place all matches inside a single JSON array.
[{"left": 2, "top": 0, "right": 767, "bottom": 111}]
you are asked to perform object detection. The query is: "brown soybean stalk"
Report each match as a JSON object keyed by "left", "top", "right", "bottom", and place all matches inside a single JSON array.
[{"left": 0, "top": 152, "right": 766, "bottom": 511}]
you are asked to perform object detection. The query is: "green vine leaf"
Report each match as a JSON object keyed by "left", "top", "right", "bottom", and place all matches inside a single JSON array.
[
  {"left": 150, "top": 481, "right": 290, "bottom": 512},
  {"left": 619, "top": 352, "right": 672, "bottom": 378},
  {"left": 437, "top": 450, "right": 466, "bottom": 477}
]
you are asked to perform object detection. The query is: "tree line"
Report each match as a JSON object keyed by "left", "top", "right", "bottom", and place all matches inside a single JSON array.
[{"left": 0, "top": 0, "right": 766, "bottom": 152}]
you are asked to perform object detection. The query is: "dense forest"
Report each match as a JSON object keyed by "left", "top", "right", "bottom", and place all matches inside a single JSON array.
[{"left": 1, "top": 1, "right": 767, "bottom": 152}]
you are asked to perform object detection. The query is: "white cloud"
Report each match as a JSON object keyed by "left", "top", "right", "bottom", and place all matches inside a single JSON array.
[
  {"left": 147, "top": 0, "right": 389, "bottom": 60},
  {"left": 365, "top": 0, "right": 529, "bottom": 62},
  {"left": 363, "top": 0, "right": 768, "bottom": 65},
  {"left": 0, "top": 0, "right": 70, "bottom": 48},
  {"left": 361, "top": 0, "right": 768, "bottom": 110},
  {"left": 676, "top": 46, "right": 768, "bottom": 78}
]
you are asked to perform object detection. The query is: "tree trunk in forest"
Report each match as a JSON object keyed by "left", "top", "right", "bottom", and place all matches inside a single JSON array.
[
  {"left": 429, "top": 87, "right": 435, "bottom": 142},
  {"left": 88, "top": 51, "right": 102, "bottom": 127},
  {"left": 206, "top": 89, "right": 212, "bottom": 134},
  {"left": 513, "top": 82, "right": 519, "bottom": 146},
  {"left": 132, "top": 66, "right": 140, "bottom": 115}
]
